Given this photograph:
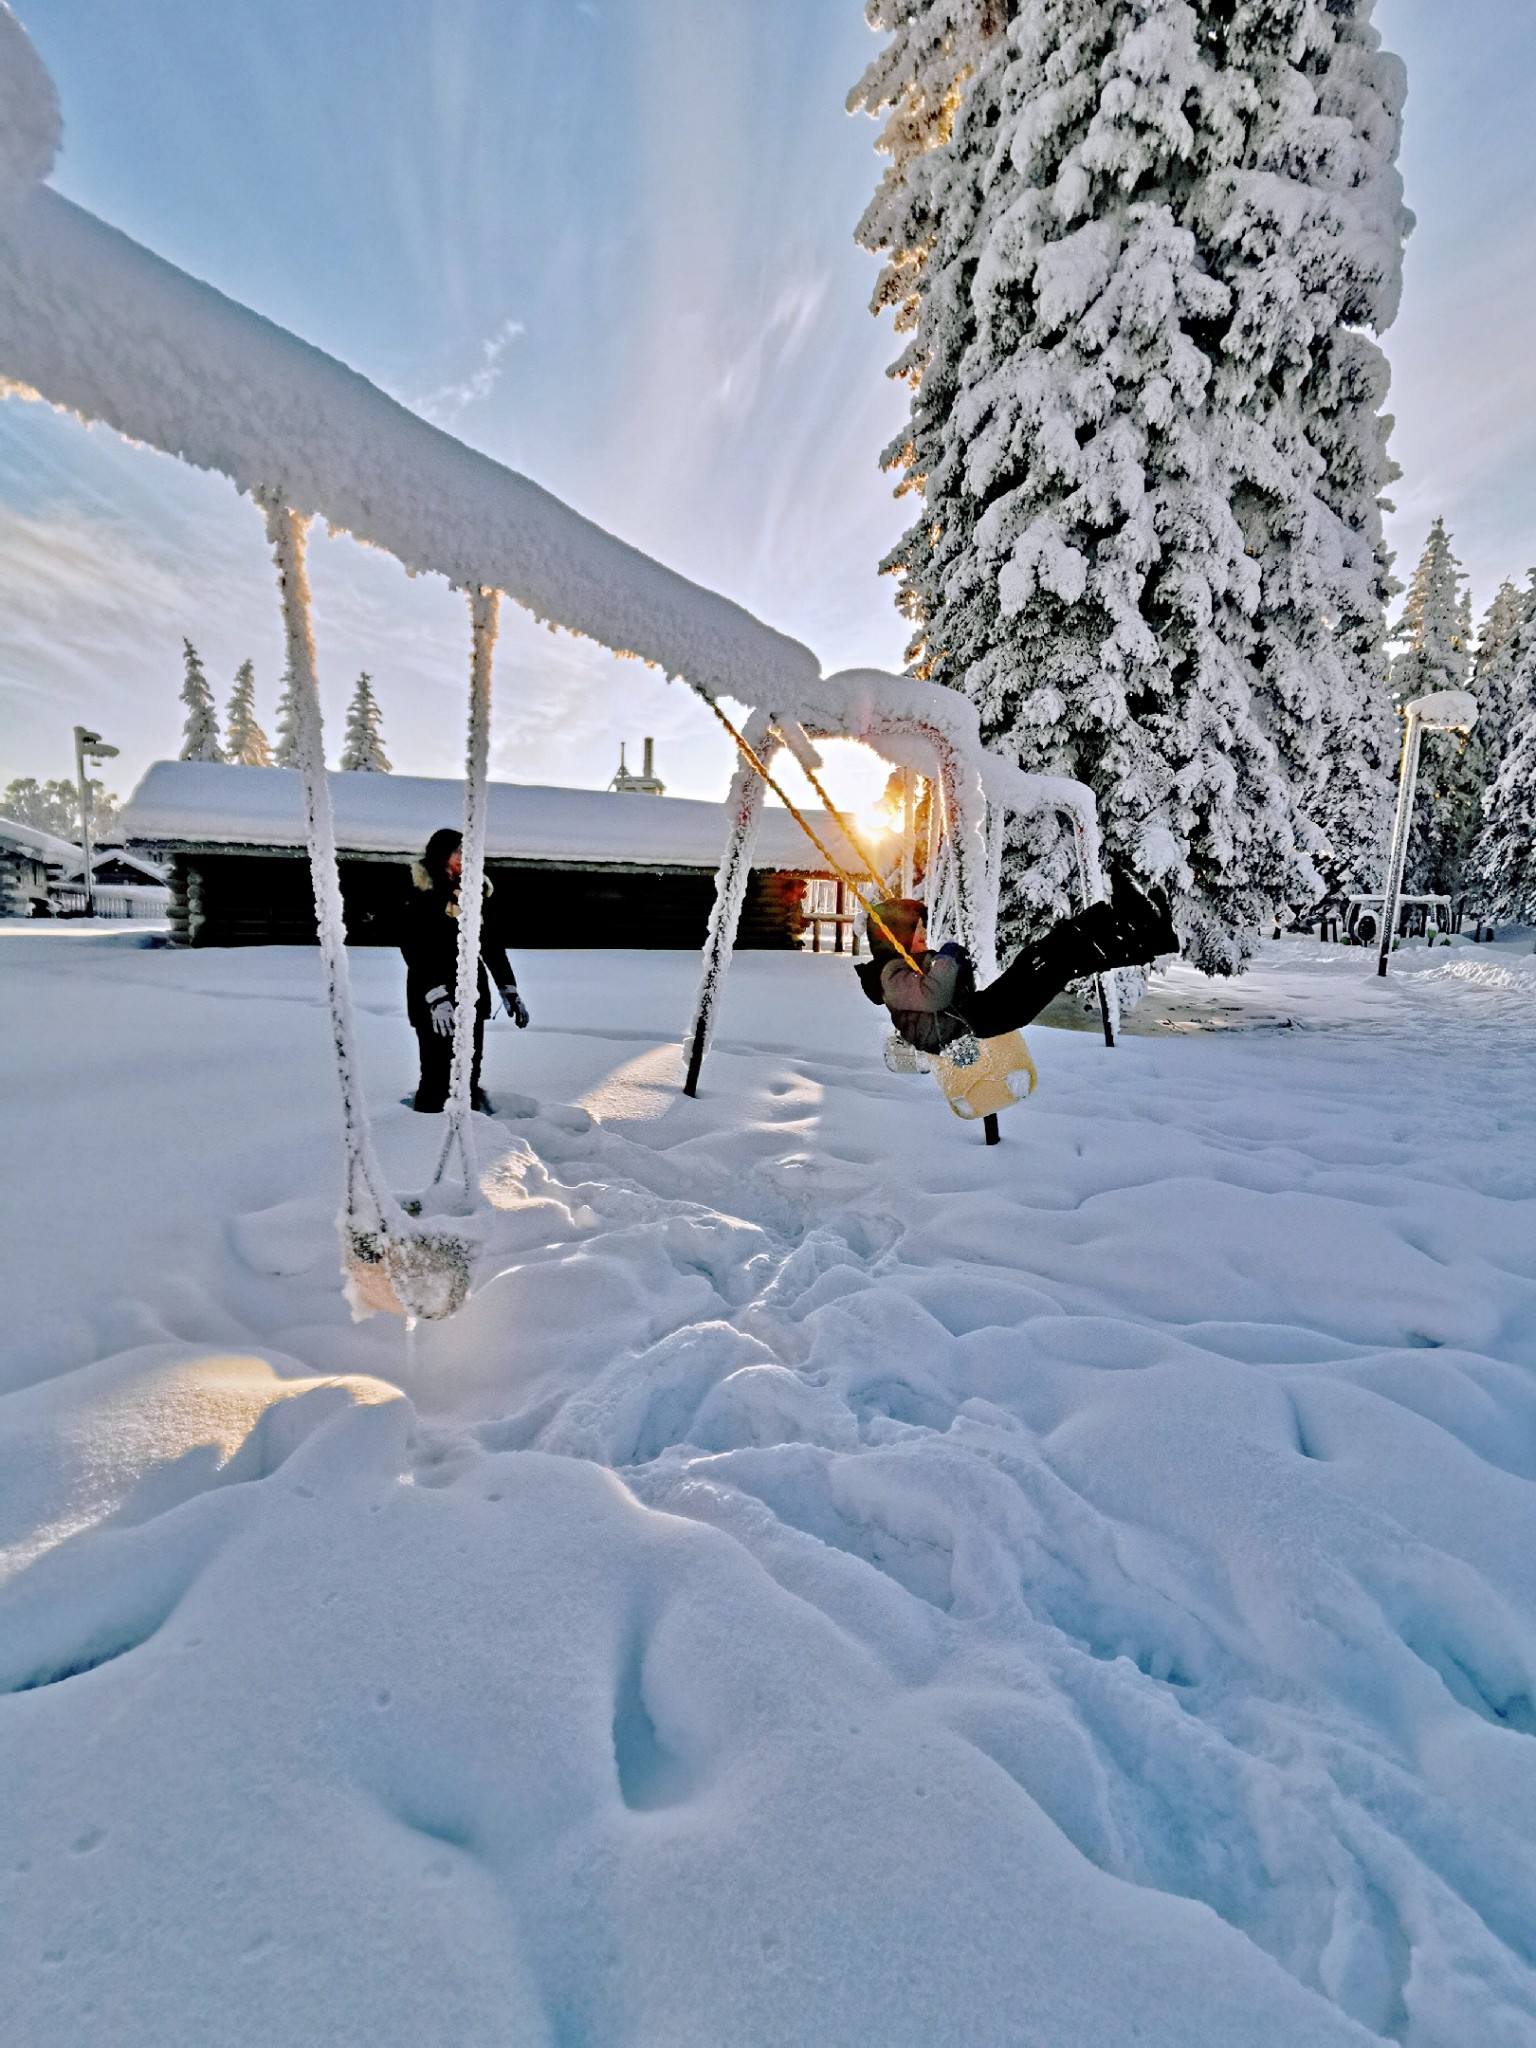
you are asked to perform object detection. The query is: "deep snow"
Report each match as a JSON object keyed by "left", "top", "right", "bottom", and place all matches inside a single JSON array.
[{"left": 2, "top": 925, "right": 1535, "bottom": 2046}]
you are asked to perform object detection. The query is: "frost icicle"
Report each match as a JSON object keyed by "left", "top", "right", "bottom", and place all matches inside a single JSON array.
[
  {"left": 339, "top": 671, "right": 391, "bottom": 772},
  {"left": 853, "top": 0, "right": 1410, "bottom": 972},
  {"left": 684, "top": 709, "right": 777, "bottom": 1097},
  {"left": 258, "top": 493, "right": 472, "bottom": 1323},
  {"left": 224, "top": 658, "right": 272, "bottom": 766},
  {"left": 433, "top": 588, "right": 498, "bottom": 1200},
  {"left": 178, "top": 639, "right": 224, "bottom": 763}
]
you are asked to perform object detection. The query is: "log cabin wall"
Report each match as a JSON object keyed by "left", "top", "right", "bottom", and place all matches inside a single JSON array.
[{"left": 164, "top": 848, "right": 810, "bottom": 951}]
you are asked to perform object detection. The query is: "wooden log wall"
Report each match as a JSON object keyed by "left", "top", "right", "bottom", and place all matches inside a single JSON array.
[{"left": 166, "top": 850, "right": 810, "bottom": 951}]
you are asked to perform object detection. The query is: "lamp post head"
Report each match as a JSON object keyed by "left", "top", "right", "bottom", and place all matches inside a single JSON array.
[{"left": 1405, "top": 690, "right": 1478, "bottom": 733}]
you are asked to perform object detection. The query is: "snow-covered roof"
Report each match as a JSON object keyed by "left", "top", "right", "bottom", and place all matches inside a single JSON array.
[
  {"left": 119, "top": 761, "right": 894, "bottom": 877},
  {"left": 0, "top": 814, "right": 76, "bottom": 865},
  {"left": 81, "top": 846, "right": 168, "bottom": 883}
]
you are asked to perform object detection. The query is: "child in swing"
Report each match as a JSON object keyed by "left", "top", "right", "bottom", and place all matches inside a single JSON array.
[
  {"left": 401, "top": 827, "right": 528, "bottom": 1114},
  {"left": 856, "top": 877, "right": 1177, "bottom": 1051}
]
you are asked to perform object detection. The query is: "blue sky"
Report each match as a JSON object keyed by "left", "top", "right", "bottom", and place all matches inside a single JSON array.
[{"left": 2, "top": 0, "right": 1533, "bottom": 810}]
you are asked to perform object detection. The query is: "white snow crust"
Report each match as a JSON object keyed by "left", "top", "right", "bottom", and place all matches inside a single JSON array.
[
  {"left": 119, "top": 759, "right": 895, "bottom": 876},
  {"left": 3, "top": 925, "right": 1535, "bottom": 2045},
  {"left": 0, "top": 814, "right": 77, "bottom": 866},
  {"left": 0, "top": 6, "right": 57, "bottom": 205},
  {"left": 0, "top": 176, "right": 818, "bottom": 706}
]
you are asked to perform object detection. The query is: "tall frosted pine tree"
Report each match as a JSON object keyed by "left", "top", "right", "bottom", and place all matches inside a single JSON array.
[
  {"left": 272, "top": 664, "right": 302, "bottom": 768},
  {"left": 177, "top": 639, "right": 225, "bottom": 763},
  {"left": 1473, "top": 573, "right": 1536, "bottom": 923},
  {"left": 1389, "top": 519, "right": 1476, "bottom": 899},
  {"left": 224, "top": 659, "right": 272, "bottom": 767},
  {"left": 1471, "top": 579, "right": 1526, "bottom": 739},
  {"left": 339, "top": 673, "right": 391, "bottom": 773},
  {"left": 853, "top": 0, "right": 1410, "bottom": 971}
]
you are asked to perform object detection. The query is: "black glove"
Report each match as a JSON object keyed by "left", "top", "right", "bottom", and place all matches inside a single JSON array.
[
  {"left": 502, "top": 986, "right": 529, "bottom": 1028},
  {"left": 854, "top": 957, "right": 887, "bottom": 1006},
  {"left": 425, "top": 985, "right": 454, "bottom": 1037}
]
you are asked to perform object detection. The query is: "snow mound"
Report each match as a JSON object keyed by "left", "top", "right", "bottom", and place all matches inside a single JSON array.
[
  {"left": 4, "top": 936, "right": 1536, "bottom": 2042},
  {"left": 1413, "top": 951, "right": 1536, "bottom": 997}
]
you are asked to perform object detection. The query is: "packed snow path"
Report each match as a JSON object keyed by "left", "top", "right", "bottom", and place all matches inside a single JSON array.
[{"left": 3, "top": 929, "right": 1535, "bottom": 2047}]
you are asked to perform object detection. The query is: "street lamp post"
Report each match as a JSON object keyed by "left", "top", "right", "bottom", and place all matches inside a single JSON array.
[
  {"left": 73, "top": 724, "right": 119, "bottom": 920},
  {"left": 1376, "top": 689, "right": 1478, "bottom": 978}
]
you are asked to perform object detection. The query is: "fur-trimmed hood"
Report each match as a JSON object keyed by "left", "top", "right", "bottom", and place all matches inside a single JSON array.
[{"left": 411, "top": 860, "right": 493, "bottom": 900}]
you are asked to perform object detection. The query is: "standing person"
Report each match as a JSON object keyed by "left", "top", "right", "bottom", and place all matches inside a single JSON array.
[
  {"left": 856, "top": 879, "right": 1177, "bottom": 1052},
  {"left": 401, "top": 827, "right": 528, "bottom": 1114}
]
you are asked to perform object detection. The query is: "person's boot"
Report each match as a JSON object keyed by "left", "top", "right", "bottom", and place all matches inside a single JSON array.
[
  {"left": 1108, "top": 872, "right": 1178, "bottom": 962},
  {"left": 1024, "top": 879, "right": 1176, "bottom": 984}
]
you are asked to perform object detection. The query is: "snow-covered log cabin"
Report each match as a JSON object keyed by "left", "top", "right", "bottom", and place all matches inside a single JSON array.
[
  {"left": 0, "top": 816, "right": 74, "bottom": 917},
  {"left": 119, "top": 761, "right": 892, "bottom": 950}
]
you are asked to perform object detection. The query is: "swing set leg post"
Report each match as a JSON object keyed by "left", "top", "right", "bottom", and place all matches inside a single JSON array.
[
  {"left": 983, "top": 1113, "right": 1001, "bottom": 1146},
  {"left": 683, "top": 1017, "right": 707, "bottom": 1099},
  {"left": 1095, "top": 973, "right": 1116, "bottom": 1047}
]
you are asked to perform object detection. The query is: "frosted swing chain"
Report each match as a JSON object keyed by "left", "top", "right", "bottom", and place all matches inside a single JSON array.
[
  {"left": 258, "top": 493, "right": 404, "bottom": 1240},
  {"left": 433, "top": 584, "right": 499, "bottom": 1198}
]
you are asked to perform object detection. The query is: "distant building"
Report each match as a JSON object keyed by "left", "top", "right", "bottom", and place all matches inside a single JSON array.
[
  {"left": 608, "top": 737, "right": 666, "bottom": 796},
  {"left": 52, "top": 845, "right": 171, "bottom": 921},
  {"left": 0, "top": 816, "right": 72, "bottom": 917},
  {"left": 119, "top": 761, "right": 893, "bottom": 950},
  {"left": 0, "top": 818, "right": 172, "bottom": 920}
]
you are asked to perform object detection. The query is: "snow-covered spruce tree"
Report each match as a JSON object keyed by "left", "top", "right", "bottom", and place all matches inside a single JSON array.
[
  {"left": 177, "top": 639, "right": 225, "bottom": 763},
  {"left": 224, "top": 659, "right": 272, "bottom": 767},
  {"left": 853, "top": 0, "right": 1409, "bottom": 971},
  {"left": 1472, "top": 571, "right": 1536, "bottom": 923},
  {"left": 1388, "top": 519, "right": 1477, "bottom": 898},
  {"left": 272, "top": 662, "right": 302, "bottom": 768},
  {"left": 1390, "top": 519, "right": 1467, "bottom": 703},
  {"left": 1454, "top": 577, "right": 1529, "bottom": 915},
  {"left": 339, "top": 673, "right": 391, "bottom": 772},
  {"left": 1471, "top": 579, "right": 1526, "bottom": 737}
]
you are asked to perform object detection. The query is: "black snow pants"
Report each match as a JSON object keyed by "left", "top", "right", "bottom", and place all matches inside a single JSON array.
[
  {"left": 964, "top": 899, "right": 1138, "bottom": 1038},
  {"left": 412, "top": 1013, "right": 486, "bottom": 1113}
]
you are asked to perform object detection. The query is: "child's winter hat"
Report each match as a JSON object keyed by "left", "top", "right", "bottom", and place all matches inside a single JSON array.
[{"left": 865, "top": 898, "right": 926, "bottom": 962}]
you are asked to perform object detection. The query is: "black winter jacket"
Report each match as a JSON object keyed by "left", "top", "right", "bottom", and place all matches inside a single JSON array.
[{"left": 400, "top": 869, "right": 517, "bottom": 1029}]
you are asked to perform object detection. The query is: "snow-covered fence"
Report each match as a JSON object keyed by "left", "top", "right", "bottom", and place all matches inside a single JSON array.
[{"left": 51, "top": 882, "right": 170, "bottom": 921}]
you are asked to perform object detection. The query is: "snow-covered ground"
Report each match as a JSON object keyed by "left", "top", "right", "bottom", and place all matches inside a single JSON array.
[{"left": 3, "top": 924, "right": 1534, "bottom": 2047}]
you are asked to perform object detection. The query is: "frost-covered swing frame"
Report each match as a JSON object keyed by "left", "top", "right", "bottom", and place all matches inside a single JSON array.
[
  {"left": 0, "top": 20, "right": 1114, "bottom": 1310},
  {"left": 678, "top": 669, "right": 1118, "bottom": 1103}
]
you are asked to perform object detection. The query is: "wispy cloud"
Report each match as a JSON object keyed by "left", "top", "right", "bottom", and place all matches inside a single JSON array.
[{"left": 412, "top": 316, "right": 524, "bottom": 425}]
